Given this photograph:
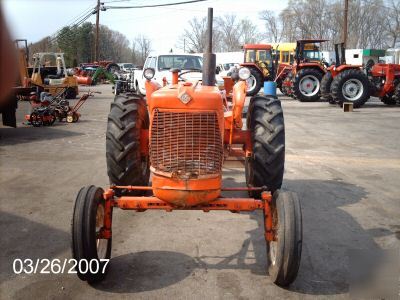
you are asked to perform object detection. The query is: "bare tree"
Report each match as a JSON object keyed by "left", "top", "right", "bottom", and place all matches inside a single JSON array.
[
  {"left": 215, "top": 14, "right": 242, "bottom": 51},
  {"left": 177, "top": 17, "right": 208, "bottom": 53},
  {"left": 133, "top": 35, "right": 151, "bottom": 65},
  {"left": 386, "top": 0, "right": 400, "bottom": 47},
  {"left": 260, "top": 0, "right": 397, "bottom": 50},
  {"left": 239, "top": 18, "right": 260, "bottom": 44},
  {"left": 259, "top": 10, "right": 280, "bottom": 42}
]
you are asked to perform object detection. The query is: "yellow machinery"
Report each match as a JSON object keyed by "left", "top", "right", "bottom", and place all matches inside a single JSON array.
[
  {"left": 29, "top": 52, "right": 78, "bottom": 99},
  {"left": 271, "top": 43, "right": 296, "bottom": 64}
]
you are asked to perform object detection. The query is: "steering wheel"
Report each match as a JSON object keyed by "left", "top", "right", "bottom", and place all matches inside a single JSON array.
[{"left": 177, "top": 69, "right": 203, "bottom": 81}]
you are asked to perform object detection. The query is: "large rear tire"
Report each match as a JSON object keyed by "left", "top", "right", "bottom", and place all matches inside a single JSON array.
[
  {"left": 391, "top": 82, "right": 400, "bottom": 104},
  {"left": 71, "top": 186, "right": 111, "bottom": 283},
  {"left": 106, "top": 94, "right": 150, "bottom": 196},
  {"left": 293, "top": 68, "right": 323, "bottom": 102},
  {"left": 267, "top": 190, "right": 302, "bottom": 287},
  {"left": 245, "top": 96, "right": 285, "bottom": 198},
  {"left": 320, "top": 71, "right": 334, "bottom": 103},
  {"left": 246, "top": 68, "right": 264, "bottom": 96},
  {"left": 380, "top": 95, "right": 397, "bottom": 105},
  {"left": 331, "top": 69, "right": 370, "bottom": 108}
]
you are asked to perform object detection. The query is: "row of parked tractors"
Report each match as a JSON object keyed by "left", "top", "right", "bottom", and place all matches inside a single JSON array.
[{"left": 241, "top": 40, "right": 400, "bottom": 108}]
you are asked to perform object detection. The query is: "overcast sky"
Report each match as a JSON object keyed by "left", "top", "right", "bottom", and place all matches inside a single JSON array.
[{"left": 3, "top": 0, "right": 288, "bottom": 53}]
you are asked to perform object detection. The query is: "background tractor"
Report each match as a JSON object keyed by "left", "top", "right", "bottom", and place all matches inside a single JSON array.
[
  {"left": 321, "top": 43, "right": 400, "bottom": 108},
  {"left": 240, "top": 44, "right": 274, "bottom": 96},
  {"left": 277, "top": 39, "right": 328, "bottom": 102},
  {"left": 71, "top": 8, "right": 302, "bottom": 287}
]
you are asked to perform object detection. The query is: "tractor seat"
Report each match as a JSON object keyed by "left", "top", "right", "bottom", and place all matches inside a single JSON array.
[{"left": 47, "top": 75, "right": 62, "bottom": 79}]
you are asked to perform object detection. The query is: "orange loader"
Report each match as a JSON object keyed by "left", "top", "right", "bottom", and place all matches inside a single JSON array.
[{"left": 71, "top": 8, "right": 302, "bottom": 287}]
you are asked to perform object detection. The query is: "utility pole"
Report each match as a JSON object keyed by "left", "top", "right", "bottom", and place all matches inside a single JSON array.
[
  {"left": 343, "top": 0, "right": 348, "bottom": 48},
  {"left": 95, "top": 0, "right": 100, "bottom": 62}
]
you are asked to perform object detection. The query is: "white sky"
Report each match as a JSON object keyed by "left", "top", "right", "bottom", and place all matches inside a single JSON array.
[{"left": 3, "top": 0, "right": 289, "bottom": 53}]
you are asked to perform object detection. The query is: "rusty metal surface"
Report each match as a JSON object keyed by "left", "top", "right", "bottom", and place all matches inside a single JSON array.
[
  {"left": 112, "top": 195, "right": 265, "bottom": 212},
  {"left": 150, "top": 110, "right": 223, "bottom": 179}
]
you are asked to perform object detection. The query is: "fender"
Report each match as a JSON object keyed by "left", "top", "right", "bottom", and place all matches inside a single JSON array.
[
  {"left": 145, "top": 79, "right": 161, "bottom": 99},
  {"left": 232, "top": 80, "right": 247, "bottom": 129}
]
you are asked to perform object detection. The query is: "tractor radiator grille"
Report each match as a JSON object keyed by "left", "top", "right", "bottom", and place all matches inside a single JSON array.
[{"left": 150, "top": 110, "right": 223, "bottom": 179}]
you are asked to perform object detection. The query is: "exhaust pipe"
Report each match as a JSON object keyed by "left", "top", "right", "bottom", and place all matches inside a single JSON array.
[{"left": 202, "top": 7, "right": 216, "bottom": 86}]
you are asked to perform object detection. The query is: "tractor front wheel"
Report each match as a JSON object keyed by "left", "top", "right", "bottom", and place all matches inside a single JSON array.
[
  {"left": 106, "top": 94, "right": 150, "bottom": 196},
  {"left": 71, "top": 185, "right": 112, "bottom": 283},
  {"left": 267, "top": 190, "right": 302, "bottom": 287},
  {"left": 293, "top": 69, "right": 323, "bottom": 102},
  {"left": 246, "top": 68, "right": 263, "bottom": 96},
  {"left": 245, "top": 96, "right": 285, "bottom": 198}
]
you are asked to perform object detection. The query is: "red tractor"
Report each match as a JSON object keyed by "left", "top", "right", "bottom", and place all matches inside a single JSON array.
[
  {"left": 321, "top": 43, "right": 400, "bottom": 108},
  {"left": 240, "top": 44, "right": 274, "bottom": 96},
  {"left": 278, "top": 39, "right": 329, "bottom": 102}
]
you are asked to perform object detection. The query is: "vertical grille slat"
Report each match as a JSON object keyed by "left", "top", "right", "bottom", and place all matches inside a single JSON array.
[{"left": 150, "top": 110, "right": 223, "bottom": 178}]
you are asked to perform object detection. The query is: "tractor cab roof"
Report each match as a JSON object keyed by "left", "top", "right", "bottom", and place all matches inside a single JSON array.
[
  {"left": 297, "top": 39, "right": 329, "bottom": 44},
  {"left": 243, "top": 44, "right": 272, "bottom": 50}
]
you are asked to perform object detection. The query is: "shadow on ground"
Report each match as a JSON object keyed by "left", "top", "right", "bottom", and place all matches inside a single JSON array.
[
  {"left": 0, "top": 211, "right": 69, "bottom": 284},
  {"left": 0, "top": 126, "right": 83, "bottom": 146}
]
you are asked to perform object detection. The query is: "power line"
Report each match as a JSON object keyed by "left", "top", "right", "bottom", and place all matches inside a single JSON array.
[{"left": 103, "top": 0, "right": 208, "bottom": 9}]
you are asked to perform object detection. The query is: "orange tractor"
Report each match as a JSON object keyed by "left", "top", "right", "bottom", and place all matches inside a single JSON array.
[
  {"left": 321, "top": 43, "right": 400, "bottom": 108},
  {"left": 240, "top": 44, "right": 274, "bottom": 96},
  {"left": 71, "top": 8, "right": 302, "bottom": 287},
  {"left": 277, "top": 39, "right": 328, "bottom": 102}
]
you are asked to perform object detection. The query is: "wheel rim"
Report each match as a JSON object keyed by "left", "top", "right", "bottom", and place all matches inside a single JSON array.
[
  {"left": 268, "top": 204, "right": 278, "bottom": 267},
  {"left": 342, "top": 78, "right": 364, "bottom": 101},
  {"left": 246, "top": 74, "right": 257, "bottom": 93},
  {"left": 299, "top": 75, "right": 320, "bottom": 96},
  {"left": 96, "top": 204, "right": 108, "bottom": 259}
]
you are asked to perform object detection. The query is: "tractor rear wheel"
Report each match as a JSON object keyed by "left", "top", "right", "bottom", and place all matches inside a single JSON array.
[
  {"left": 380, "top": 95, "right": 397, "bottom": 105},
  {"left": 106, "top": 94, "right": 150, "bottom": 196},
  {"left": 293, "top": 68, "right": 323, "bottom": 102},
  {"left": 392, "top": 82, "right": 400, "bottom": 104},
  {"left": 320, "top": 71, "right": 335, "bottom": 103},
  {"left": 267, "top": 190, "right": 302, "bottom": 287},
  {"left": 245, "top": 96, "right": 285, "bottom": 198},
  {"left": 246, "top": 68, "right": 264, "bottom": 96},
  {"left": 71, "top": 185, "right": 111, "bottom": 283},
  {"left": 331, "top": 69, "right": 370, "bottom": 108},
  {"left": 106, "top": 63, "right": 120, "bottom": 73}
]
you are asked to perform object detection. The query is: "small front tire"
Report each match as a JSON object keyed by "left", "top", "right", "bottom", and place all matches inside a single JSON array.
[
  {"left": 267, "top": 190, "right": 302, "bottom": 287},
  {"left": 293, "top": 68, "right": 323, "bottom": 102},
  {"left": 71, "top": 186, "right": 112, "bottom": 283},
  {"left": 246, "top": 68, "right": 264, "bottom": 96}
]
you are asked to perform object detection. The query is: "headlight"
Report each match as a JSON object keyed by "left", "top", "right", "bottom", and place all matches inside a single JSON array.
[
  {"left": 238, "top": 67, "right": 251, "bottom": 80},
  {"left": 143, "top": 68, "right": 155, "bottom": 80}
]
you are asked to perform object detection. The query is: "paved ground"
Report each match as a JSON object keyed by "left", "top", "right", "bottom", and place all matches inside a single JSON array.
[{"left": 1, "top": 85, "right": 399, "bottom": 299}]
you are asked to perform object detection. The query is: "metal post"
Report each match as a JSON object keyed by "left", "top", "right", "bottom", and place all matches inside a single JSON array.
[
  {"left": 343, "top": 0, "right": 348, "bottom": 48},
  {"left": 95, "top": 0, "right": 100, "bottom": 62},
  {"left": 202, "top": 8, "right": 216, "bottom": 86}
]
